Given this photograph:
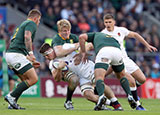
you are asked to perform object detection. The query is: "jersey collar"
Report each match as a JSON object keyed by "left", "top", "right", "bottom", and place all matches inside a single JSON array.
[
  {"left": 58, "top": 33, "right": 69, "bottom": 40},
  {"left": 27, "top": 18, "right": 36, "bottom": 24}
]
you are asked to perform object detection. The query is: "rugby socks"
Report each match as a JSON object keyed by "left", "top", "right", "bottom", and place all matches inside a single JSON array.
[
  {"left": 96, "top": 80, "right": 105, "bottom": 96},
  {"left": 130, "top": 87, "right": 138, "bottom": 101},
  {"left": 10, "top": 81, "right": 29, "bottom": 99},
  {"left": 65, "top": 87, "right": 74, "bottom": 102},
  {"left": 120, "top": 77, "right": 132, "bottom": 95},
  {"left": 136, "top": 80, "right": 142, "bottom": 87}
]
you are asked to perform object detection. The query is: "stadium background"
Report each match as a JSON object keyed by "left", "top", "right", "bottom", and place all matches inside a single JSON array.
[{"left": 0, "top": 0, "right": 160, "bottom": 99}]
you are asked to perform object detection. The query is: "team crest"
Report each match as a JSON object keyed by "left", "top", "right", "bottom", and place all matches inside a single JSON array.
[
  {"left": 14, "top": 63, "right": 21, "bottom": 69},
  {"left": 118, "top": 32, "right": 121, "bottom": 36},
  {"left": 70, "top": 39, "right": 73, "bottom": 44}
]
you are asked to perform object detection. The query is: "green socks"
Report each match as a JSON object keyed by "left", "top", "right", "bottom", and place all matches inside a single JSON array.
[
  {"left": 10, "top": 81, "right": 29, "bottom": 99},
  {"left": 96, "top": 80, "right": 105, "bottom": 96},
  {"left": 120, "top": 77, "right": 132, "bottom": 96}
]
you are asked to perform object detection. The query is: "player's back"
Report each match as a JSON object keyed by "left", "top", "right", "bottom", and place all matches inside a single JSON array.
[
  {"left": 87, "top": 32, "right": 120, "bottom": 55},
  {"left": 7, "top": 20, "right": 37, "bottom": 56}
]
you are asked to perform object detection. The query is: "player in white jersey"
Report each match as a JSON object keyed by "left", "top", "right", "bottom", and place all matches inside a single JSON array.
[
  {"left": 101, "top": 13, "right": 157, "bottom": 110},
  {"left": 39, "top": 43, "right": 124, "bottom": 111}
]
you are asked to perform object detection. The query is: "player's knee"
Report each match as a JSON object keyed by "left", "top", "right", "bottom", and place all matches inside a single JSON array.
[
  {"left": 70, "top": 76, "right": 79, "bottom": 86},
  {"left": 140, "top": 77, "right": 146, "bottom": 84},
  {"left": 30, "top": 76, "right": 38, "bottom": 86},
  {"left": 83, "top": 90, "right": 93, "bottom": 100}
]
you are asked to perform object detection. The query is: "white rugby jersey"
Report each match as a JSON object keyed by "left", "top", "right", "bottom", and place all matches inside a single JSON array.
[
  {"left": 101, "top": 26, "right": 130, "bottom": 58},
  {"left": 49, "top": 51, "right": 95, "bottom": 80}
]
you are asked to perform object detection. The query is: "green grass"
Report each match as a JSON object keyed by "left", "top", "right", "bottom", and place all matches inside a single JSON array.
[{"left": 0, "top": 97, "right": 160, "bottom": 115}]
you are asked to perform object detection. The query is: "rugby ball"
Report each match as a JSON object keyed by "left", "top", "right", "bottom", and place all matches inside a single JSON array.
[{"left": 52, "top": 61, "right": 69, "bottom": 71}]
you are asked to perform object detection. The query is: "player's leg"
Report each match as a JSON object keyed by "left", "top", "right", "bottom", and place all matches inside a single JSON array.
[
  {"left": 4, "top": 53, "right": 38, "bottom": 109},
  {"left": 80, "top": 82, "right": 111, "bottom": 111},
  {"left": 94, "top": 67, "right": 107, "bottom": 110},
  {"left": 131, "top": 69, "right": 146, "bottom": 87},
  {"left": 131, "top": 69, "right": 146, "bottom": 110},
  {"left": 125, "top": 73, "right": 139, "bottom": 102},
  {"left": 114, "top": 68, "right": 137, "bottom": 109},
  {"left": 81, "top": 83, "right": 98, "bottom": 103},
  {"left": 103, "top": 85, "right": 123, "bottom": 111},
  {"left": 63, "top": 71, "right": 79, "bottom": 110},
  {"left": 124, "top": 58, "right": 146, "bottom": 110},
  {"left": 8, "top": 75, "right": 15, "bottom": 92}
]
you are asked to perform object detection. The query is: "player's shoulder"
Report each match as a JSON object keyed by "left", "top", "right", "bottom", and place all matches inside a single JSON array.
[
  {"left": 115, "top": 26, "right": 128, "bottom": 31},
  {"left": 70, "top": 33, "right": 78, "bottom": 38},
  {"left": 52, "top": 34, "right": 61, "bottom": 41}
]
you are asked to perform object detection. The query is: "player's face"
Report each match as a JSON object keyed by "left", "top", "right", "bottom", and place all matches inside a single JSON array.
[
  {"left": 35, "top": 16, "right": 41, "bottom": 26},
  {"left": 59, "top": 27, "right": 70, "bottom": 39},
  {"left": 44, "top": 49, "right": 55, "bottom": 60},
  {"left": 104, "top": 19, "right": 115, "bottom": 31}
]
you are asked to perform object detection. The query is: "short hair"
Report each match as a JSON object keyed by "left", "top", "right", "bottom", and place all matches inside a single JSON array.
[
  {"left": 39, "top": 43, "right": 51, "bottom": 54},
  {"left": 103, "top": 13, "right": 115, "bottom": 20},
  {"left": 28, "top": 9, "right": 41, "bottom": 18},
  {"left": 57, "top": 19, "right": 71, "bottom": 32}
]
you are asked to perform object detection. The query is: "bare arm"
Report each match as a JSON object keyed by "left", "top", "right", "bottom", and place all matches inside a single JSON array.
[
  {"left": 25, "top": 31, "right": 33, "bottom": 52},
  {"left": 127, "top": 31, "right": 157, "bottom": 52},
  {"left": 54, "top": 43, "right": 79, "bottom": 57},
  {"left": 25, "top": 30, "right": 36, "bottom": 62},
  {"left": 51, "top": 69, "right": 63, "bottom": 82},
  {"left": 79, "top": 34, "right": 88, "bottom": 62},
  {"left": 85, "top": 42, "right": 94, "bottom": 52},
  {"left": 79, "top": 34, "right": 88, "bottom": 53},
  {"left": 51, "top": 61, "right": 67, "bottom": 82}
]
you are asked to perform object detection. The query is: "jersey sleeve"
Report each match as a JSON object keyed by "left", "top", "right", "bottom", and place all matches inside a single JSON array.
[
  {"left": 25, "top": 22, "right": 37, "bottom": 34},
  {"left": 49, "top": 60, "right": 55, "bottom": 73},
  {"left": 72, "top": 34, "right": 79, "bottom": 43},
  {"left": 52, "top": 36, "right": 62, "bottom": 47},
  {"left": 121, "top": 27, "right": 130, "bottom": 36},
  {"left": 87, "top": 32, "right": 95, "bottom": 43}
]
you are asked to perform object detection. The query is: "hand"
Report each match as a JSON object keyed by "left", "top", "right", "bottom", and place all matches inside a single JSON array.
[
  {"left": 73, "top": 53, "right": 82, "bottom": 65},
  {"left": 147, "top": 45, "right": 158, "bottom": 52},
  {"left": 81, "top": 52, "right": 92, "bottom": 63},
  {"left": 74, "top": 43, "right": 80, "bottom": 50},
  {"left": 26, "top": 53, "right": 36, "bottom": 62},
  {"left": 58, "top": 61, "right": 67, "bottom": 69},
  {"left": 32, "top": 61, "right": 41, "bottom": 68}
]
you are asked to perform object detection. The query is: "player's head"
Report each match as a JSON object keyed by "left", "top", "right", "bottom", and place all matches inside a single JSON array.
[
  {"left": 28, "top": 9, "right": 41, "bottom": 26},
  {"left": 39, "top": 43, "right": 56, "bottom": 60},
  {"left": 103, "top": 13, "right": 115, "bottom": 31},
  {"left": 57, "top": 19, "right": 71, "bottom": 39}
]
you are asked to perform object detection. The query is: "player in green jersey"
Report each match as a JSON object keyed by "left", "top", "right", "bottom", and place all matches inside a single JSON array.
[
  {"left": 4, "top": 9, "right": 41, "bottom": 110},
  {"left": 51, "top": 19, "right": 80, "bottom": 110},
  {"left": 51, "top": 19, "right": 123, "bottom": 111},
  {"left": 78, "top": 32, "right": 137, "bottom": 110}
]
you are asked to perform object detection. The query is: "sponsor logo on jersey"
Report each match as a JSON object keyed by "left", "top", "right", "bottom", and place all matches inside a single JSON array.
[{"left": 15, "top": 63, "right": 21, "bottom": 69}]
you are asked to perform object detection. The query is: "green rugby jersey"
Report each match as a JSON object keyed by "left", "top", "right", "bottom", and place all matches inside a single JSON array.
[
  {"left": 52, "top": 33, "right": 79, "bottom": 47},
  {"left": 7, "top": 19, "right": 37, "bottom": 56},
  {"left": 87, "top": 32, "right": 120, "bottom": 55}
]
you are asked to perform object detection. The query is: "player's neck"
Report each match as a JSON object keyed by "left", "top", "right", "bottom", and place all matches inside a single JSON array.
[{"left": 106, "top": 26, "right": 114, "bottom": 32}]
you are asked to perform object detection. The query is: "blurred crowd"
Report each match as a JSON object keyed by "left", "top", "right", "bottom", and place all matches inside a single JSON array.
[{"left": 0, "top": 0, "right": 160, "bottom": 79}]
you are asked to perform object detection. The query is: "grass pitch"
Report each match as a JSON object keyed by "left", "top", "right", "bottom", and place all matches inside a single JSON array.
[{"left": 0, "top": 97, "right": 160, "bottom": 115}]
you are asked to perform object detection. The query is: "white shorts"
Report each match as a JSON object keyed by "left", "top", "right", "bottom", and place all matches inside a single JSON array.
[
  {"left": 123, "top": 57, "right": 139, "bottom": 74},
  {"left": 5, "top": 52, "right": 32, "bottom": 74},
  {"left": 80, "top": 83, "right": 94, "bottom": 95},
  {"left": 95, "top": 47, "right": 123, "bottom": 66},
  {"left": 79, "top": 73, "right": 95, "bottom": 86}
]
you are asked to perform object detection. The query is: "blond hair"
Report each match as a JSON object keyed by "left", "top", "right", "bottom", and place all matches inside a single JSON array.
[
  {"left": 28, "top": 9, "right": 41, "bottom": 18},
  {"left": 57, "top": 19, "right": 71, "bottom": 32}
]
